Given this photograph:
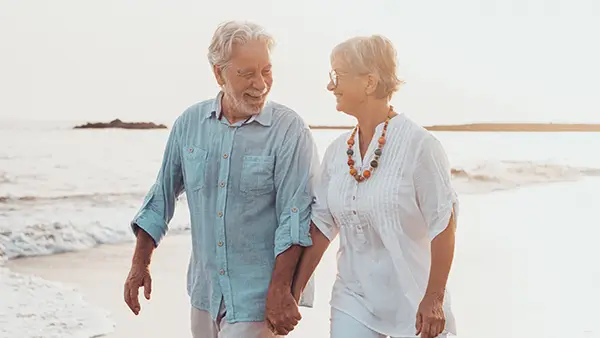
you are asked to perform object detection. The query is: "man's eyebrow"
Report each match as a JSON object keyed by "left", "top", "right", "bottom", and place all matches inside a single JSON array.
[
  {"left": 237, "top": 65, "right": 272, "bottom": 75},
  {"left": 237, "top": 68, "right": 255, "bottom": 74}
]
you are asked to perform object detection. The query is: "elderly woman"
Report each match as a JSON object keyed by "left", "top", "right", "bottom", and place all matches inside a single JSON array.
[{"left": 291, "top": 36, "right": 459, "bottom": 338}]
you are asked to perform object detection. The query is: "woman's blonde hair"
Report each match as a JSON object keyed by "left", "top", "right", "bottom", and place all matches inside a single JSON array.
[{"left": 331, "top": 35, "right": 404, "bottom": 100}]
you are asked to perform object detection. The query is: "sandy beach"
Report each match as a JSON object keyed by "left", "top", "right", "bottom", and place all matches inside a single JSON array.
[
  {"left": 7, "top": 233, "right": 338, "bottom": 338},
  {"left": 7, "top": 235, "right": 194, "bottom": 338},
  {"left": 7, "top": 179, "right": 600, "bottom": 338}
]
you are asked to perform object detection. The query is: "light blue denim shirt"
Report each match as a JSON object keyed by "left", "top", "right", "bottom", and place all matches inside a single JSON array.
[{"left": 131, "top": 92, "right": 319, "bottom": 323}]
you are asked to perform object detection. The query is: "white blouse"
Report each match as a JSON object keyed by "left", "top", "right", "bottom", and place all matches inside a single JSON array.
[{"left": 312, "top": 113, "right": 459, "bottom": 337}]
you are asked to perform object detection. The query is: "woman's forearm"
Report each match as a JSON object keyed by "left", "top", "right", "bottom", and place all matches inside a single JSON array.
[
  {"left": 425, "top": 209, "right": 457, "bottom": 299},
  {"left": 291, "top": 223, "right": 332, "bottom": 301}
]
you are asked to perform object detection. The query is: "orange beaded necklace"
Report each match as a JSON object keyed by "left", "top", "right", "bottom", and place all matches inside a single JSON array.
[{"left": 346, "top": 106, "right": 393, "bottom": 182}]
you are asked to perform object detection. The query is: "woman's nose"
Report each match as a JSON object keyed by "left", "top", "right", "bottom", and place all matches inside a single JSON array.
[{"left": 327, "top": 79, "right": 335, "bottom": 91}]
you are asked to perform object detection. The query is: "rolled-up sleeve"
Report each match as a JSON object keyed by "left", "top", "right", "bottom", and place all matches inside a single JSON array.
[
  {"left": 273, "top": 120, "right": 319, "bottom": 257},
  {"left": 311, "top": 143, "right": 339, "bottom": 241},
  {"left": 413, "top": 135, "right": 459, "bottom": 241},
  {"left": 131, "top": 119, "right": 184, "bottom": 247}
]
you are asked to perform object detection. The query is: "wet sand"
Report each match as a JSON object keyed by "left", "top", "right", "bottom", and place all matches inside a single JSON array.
[
  {"left": 9, "top": 179, "right": 600, "bottom": 337},
  {"left": 8, "top": 234, "right": 338, "bottom": 338}
]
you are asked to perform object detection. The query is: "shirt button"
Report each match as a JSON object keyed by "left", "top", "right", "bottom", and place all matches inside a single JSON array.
[
  {"left": 353, "top": 210, "right": 357, "bottom": 215},
  {"left": 219, "top": 182, "right": 225, "bottom": 187},
  {"left": 223, "top": 154, "right": 229, "bottom": 159},
  {"left": 219, "top": 269, "right": 225, "bottom": 275},
  {"left": 218, "top": 241, "right": 223, "bottom": 247},
  {"left": 352, "top": 196, "right": 356, "bottom": 200},
  {"left": 218, "top": 211, "right": 223, "bottom": 217},
  {"left": 188, "top": 148, "right": 194, "bottom": 153}
]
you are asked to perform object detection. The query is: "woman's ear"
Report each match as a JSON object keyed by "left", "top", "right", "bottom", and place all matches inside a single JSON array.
[{"left": 365, "top": 73, "right": 379, "bottom": 96}]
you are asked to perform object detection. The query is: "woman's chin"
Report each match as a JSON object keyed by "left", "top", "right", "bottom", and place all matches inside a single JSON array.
[{"left": 336, "top": 103, "right": 354, "bottom": 117}]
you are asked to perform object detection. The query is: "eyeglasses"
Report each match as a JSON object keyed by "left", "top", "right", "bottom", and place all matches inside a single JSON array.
[
  {"left": 329, "top": 69, "right": 365, "bottom": 87},
  {"left": 329, "top": 70, "right": 339, "bottom": 88}
]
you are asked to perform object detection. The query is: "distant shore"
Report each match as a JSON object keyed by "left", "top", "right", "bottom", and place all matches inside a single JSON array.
[
  {"left": 74, "top": 119, "right": 167, "bottom": 130},
  {"left": 71, "top": 120, "right": 600, "bottom": 132},
  {"left": 309, "top": 123, "right": 600, "bottom": 132}
]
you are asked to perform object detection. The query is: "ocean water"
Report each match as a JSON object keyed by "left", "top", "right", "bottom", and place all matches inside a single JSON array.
[{"left": 1, "top": 120, "right": 600, "bottom": 337}]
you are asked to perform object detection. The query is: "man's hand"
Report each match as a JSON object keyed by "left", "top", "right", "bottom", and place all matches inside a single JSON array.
[
  {"left": 123, "top": 263, "right": 152, "bottom": 315},
  {"left": 415, "top": 292, "right": 446, "bottom": 338},
  {"left": 265, "top": 284, "right": 302, "bottom": 335}
]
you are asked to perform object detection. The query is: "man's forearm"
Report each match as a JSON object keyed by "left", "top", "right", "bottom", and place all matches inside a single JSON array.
[
  {"left": 291, "top": 223, "right": 331, "bottom": 301},
  {"left": 132, "top": 225, "right": 156, "bottom": 267},
  {"left": 270, "top": 244, "right": 303, "bottom": 289},
  {"left": 424, "top": 209, "right": 456, "bottom": 299}
]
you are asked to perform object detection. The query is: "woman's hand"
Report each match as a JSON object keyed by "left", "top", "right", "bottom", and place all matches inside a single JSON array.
[{"left": 415, "top": 291, "right": 446, "bottom": 338}]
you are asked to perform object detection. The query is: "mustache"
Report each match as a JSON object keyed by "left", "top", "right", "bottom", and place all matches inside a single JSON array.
[{"left": 244, "top": 89, "right": 267, "bottom": 97}]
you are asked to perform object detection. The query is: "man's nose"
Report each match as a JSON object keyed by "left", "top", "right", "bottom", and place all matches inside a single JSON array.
[{"left": 252, "top": 75, "right": 267, "bottom": 92}]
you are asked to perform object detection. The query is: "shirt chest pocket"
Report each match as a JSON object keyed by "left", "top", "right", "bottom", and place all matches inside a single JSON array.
[
  {"left": 240, "top": 155, "right": 275, "bottom": 196},
  {"left": 182, "top": 146, "right": 208, "bottom": 191}
]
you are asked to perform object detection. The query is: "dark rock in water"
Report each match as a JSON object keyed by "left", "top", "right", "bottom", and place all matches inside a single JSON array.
[{"left": 73, "top": 119, "right": 167, "bottom": 130}]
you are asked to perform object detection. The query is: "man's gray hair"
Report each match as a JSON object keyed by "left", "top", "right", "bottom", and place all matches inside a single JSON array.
[{"left": 208, "top": 21, "right": 275, "bottom": 69}]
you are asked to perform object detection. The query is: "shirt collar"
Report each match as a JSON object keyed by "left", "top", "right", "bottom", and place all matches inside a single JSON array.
[{"left": 206, "top": 91, "right": 273, "bottom": 127}]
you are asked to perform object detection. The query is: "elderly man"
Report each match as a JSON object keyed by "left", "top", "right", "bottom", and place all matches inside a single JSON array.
[{"left": 123, "top": 21, "right": 318, "bottom": 338}]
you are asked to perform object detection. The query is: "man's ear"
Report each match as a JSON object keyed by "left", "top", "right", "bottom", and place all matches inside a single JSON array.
[{"left": 213, "top": 65, "right": 225, "bottom": 86}]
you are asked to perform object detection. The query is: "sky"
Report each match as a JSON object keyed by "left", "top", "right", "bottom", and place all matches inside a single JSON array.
[{"left": 0, "top": 0, "right": 598, "bottom": 126}]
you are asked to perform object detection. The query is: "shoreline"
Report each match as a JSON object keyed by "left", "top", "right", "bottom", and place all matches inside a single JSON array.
[
  {"left": 6, "top": 179, "right": 600, "bottom": 337},
  {"left": 309, "top": 123, "right": 600, "bottom": 132},
  {"left": 7, "top": 235, "right": 193, "bottom": 338},
  {"left": 6, "top": 234, "right": 338, "bottom": 338}
]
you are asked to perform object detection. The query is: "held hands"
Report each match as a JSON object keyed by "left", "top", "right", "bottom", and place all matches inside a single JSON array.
[
  {"left": 265, "top": 284, "right": 302, "bottom": 335},
  {"left": 123, "top": 263, "right": 153, "bottom": 315},
  {"left": 415, "top": 291, "right": 446, "bottom": 338}
]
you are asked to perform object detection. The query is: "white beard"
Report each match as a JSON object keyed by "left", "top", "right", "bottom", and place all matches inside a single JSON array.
[{"left": 222, "top": 83, "right": 267, "bottom": 117}]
